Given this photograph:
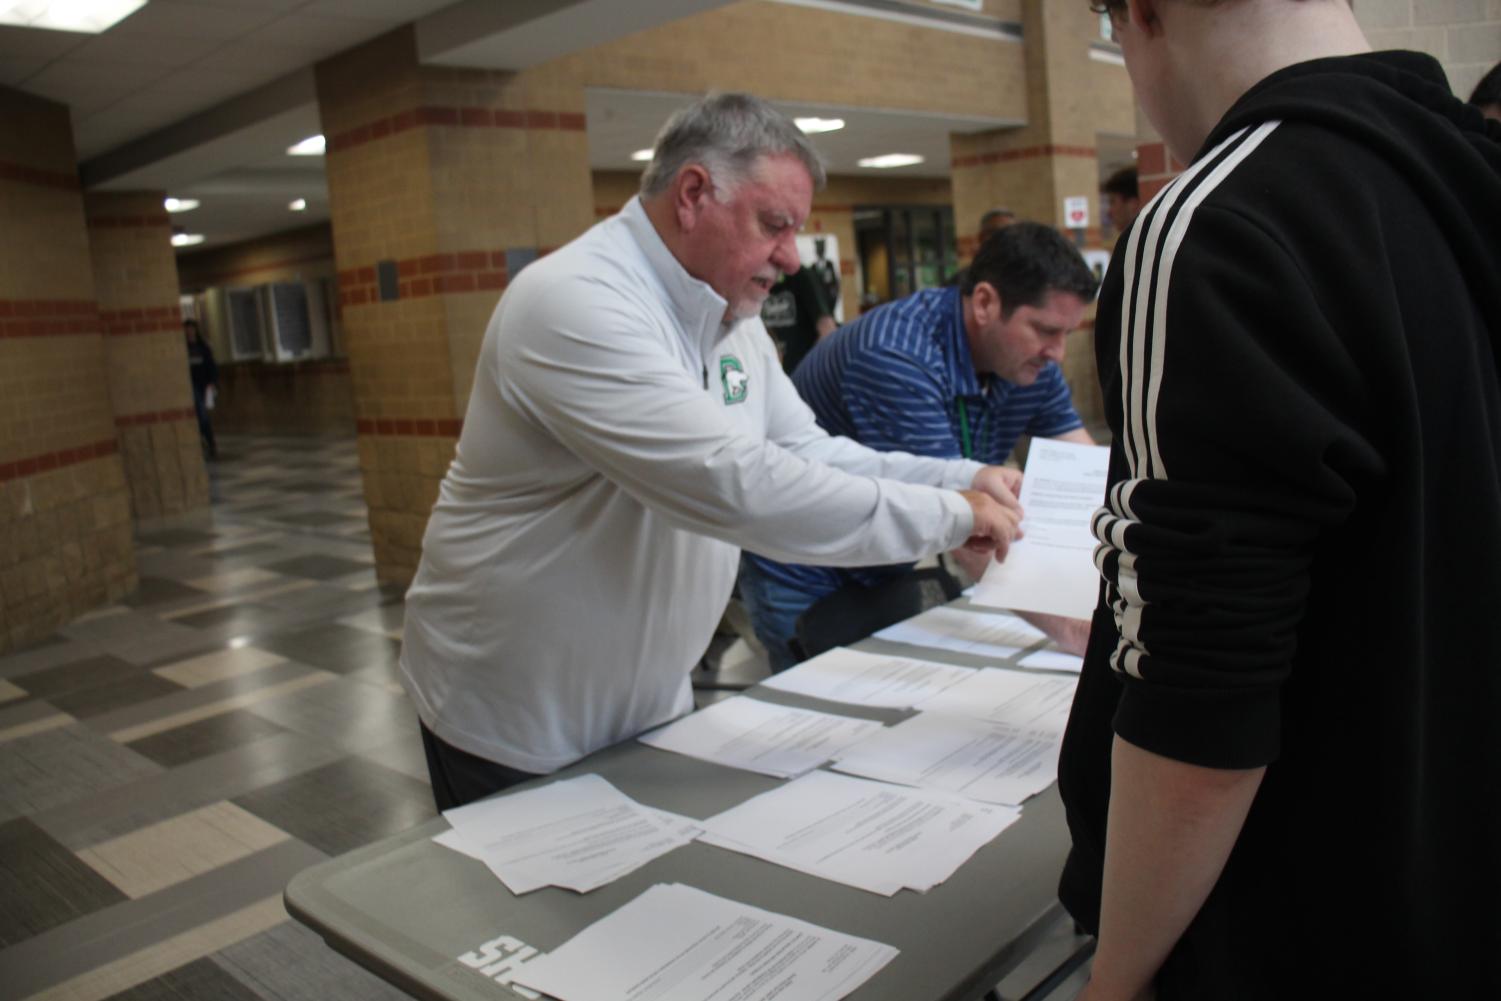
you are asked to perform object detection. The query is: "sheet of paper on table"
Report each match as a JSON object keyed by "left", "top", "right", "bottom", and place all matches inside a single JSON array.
[
  {"left": 914, "top": 667, "right": 1077, "bottom": 733},
  {"left": 972, "top": 439, "right": 1110, "bottom": 620},
  {"left": 432, "top": 774, "right": 699, "bottom": 894},
  {"left": 514, "top": 882, "right": 897, "bottom": 1001},
  {"left": 758, "top": 646, "right": 976, "bottom": 709},
  {"left": 873, "top": 605, "right": 1047, "bottom": 660},
  {"left": 697, "top": 769, "right": 1021, "bottom": 896},
  {"left": 637, "top": 696, "right": 885, "bottom": 779},
  {"left": 831, "top": 711, "right": 1061, "bottom": 807},
  {"left": 1017, "top": 647, "right": 1085, "bottom": 673}
]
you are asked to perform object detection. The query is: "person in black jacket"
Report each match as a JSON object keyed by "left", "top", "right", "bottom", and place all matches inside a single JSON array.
[
  {"left": 184, "top": 318, "right": 218, "bottom": 459},
  {"left": 1063, "top": 2, "right": 1501, "bottom": 999}
]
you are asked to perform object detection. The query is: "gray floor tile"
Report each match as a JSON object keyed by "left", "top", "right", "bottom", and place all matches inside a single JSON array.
[
  {"left": 50, "top": 673, "right": 185, "bottom": 720},
  {"left": 272, "top": 511, "right": 361, "bottom": 528},
  {"left": 0, "top": 725, "right": 163, "bottom": 819},
  {"left": 232, "top": 757, "right": 436, "bottom": 857},
  {"left": 0, "top": 817, "right": 128, "bottom": 948},
  {"left": 245, "top": 676, "right": 417, "bottom": 752},
  {"left": 264, "top": 555, "right": 372, "bottom": 581},
  {"left": 250, "top": 623, "right": 400, "bottom": 676},
  {"left": 125, "top": 711, "right": 289, "bottom": 769},
  {"left": 214, "top": 917, "right": 417, "bottom": 1001},
  {"left": 12, "top": 654, "right": 139, "bottom": 701},
  {"left": 103, "top": 957, "right": 268, "bottom": 1001},
  {"left": 123, "top": 577, "right": 212, "bottom": 610}
]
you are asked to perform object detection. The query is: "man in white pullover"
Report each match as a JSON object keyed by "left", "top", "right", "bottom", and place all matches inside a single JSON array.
[{"left": 400, "top": 93, "right": 1024, "bottom": 808}]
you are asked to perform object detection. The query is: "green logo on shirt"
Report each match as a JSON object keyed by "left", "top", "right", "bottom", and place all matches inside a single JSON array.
[{"left": 720, "top": 355, "right": 749, "bottom": 405}]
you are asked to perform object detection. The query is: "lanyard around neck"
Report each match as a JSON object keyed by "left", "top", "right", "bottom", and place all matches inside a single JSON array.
[{"left": 957, "top": 398, "right": 974, "bottom": 460}]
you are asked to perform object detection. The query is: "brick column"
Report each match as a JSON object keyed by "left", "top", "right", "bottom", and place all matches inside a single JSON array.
[
  {"left": 0, "top": 87, "right": 136, "bottom": 653},
  {"left": 85, "top": 192, "right": 209, "bottom": 523},
  {"left": 949, "top": 0, "right": 1108, "bottom": 426},
  {"left": 316, "top": 28, "right": 593, "bottom": 584}
]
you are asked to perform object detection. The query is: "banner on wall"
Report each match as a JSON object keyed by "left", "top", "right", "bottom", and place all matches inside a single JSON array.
[{"left": 794, "top": 234, "right": 843, "bottom": 323}]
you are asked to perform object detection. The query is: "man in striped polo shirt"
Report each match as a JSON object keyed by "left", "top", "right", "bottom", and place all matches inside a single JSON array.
[{"left": 739, "top": 222, "right": 1099, "bottom": 672}]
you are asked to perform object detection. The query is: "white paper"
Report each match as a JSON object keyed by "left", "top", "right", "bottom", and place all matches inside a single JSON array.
[
  {"left": 514, "top": 883, "right": 897, "bottom": 1001},
  {"left": 638, "top": 697, "right": 885, "bottom": 779},
  {"left": 873, "top": 605, "right": 1046, "bottom": 660},
  {"left": 1017, "top": 648, "right": 1085, "bottom": 674},
  {"left": 698, "top": 770, "right": 1020, "bottom": 896},
  {"left": 758, "top": 646, "right": 976, "bottom": 709},
  {"left": 914, "top": 668, "right": 1076, "bottom": 734},
  {"left": 432, "top": 774, "right": 696, "bottom": 894},
  {"left": 972, "top": 439, "right": 1110, "bottom": 619},
  {"left": 832, "top": 712, "right": 1060, "bottom": 806}
]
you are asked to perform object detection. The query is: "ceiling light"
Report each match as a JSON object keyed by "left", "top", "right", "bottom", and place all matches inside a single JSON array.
[
  {"left": 630, "top": 149, "right": 653, "bottom": 162},
  {"left": 857, "top": 153, "right": 925, "bottom": 169},
  {"left": 795, "top": 117, "right": 845, "bottom": 134},
  {"left": 171, "top": 233, "right": 204, "bottom": 248},
  {"left": 163, "top": 197, "right": 198, "bottom": 213},
  {"left": 0, "top": 0, "right": 147, "bottom": 33},
  {"left": 289, "top": 198, "right": 307, "bottom": 212},
  {"left": 287, "top": 135, "right": 326, "bottom": 156}
]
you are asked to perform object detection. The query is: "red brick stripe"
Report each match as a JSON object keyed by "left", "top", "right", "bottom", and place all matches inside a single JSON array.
[
  {"left": 0, "top": 299, "right": 100, "bottom": 338},
  {"left": 355, "top": 418, "right": 463, "bottom": 439},
  {"left": 951, "top": 144, "right": 1098, "bottom": 169},
  {"left": 100, "top": 305, "right": 181, "bottom": 337},
  {"left": 328, "top": 106, "right": 586, "bottom": 154},
  {"left": 0, "top": 439, "right": 117, "bottom": 484},
  {"left": 87, "top": 213, "right": 171, "bottom": 229},
  {"left": 337, "top": 250, "right": 508, "bottom": 308},
  {"left": 115, "top": 408, "right": 195, "bottom": 427},
  {"left": 0, "top": 160, "right": 80, "bottom": 191}
]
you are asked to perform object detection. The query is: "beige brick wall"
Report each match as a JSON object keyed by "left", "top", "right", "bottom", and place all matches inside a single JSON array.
[
  {"left": 0, "top": 86, "right": 136, "bottom": 653},
  {"left": 85, "top": 191, "right": 209, "bottom": 522},
  {"left": 1356, "top": 0, "right": 1501, "bottom": 100}
]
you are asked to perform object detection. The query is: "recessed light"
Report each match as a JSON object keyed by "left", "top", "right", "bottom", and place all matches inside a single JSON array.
[
  {"left": 164, "top": 197, "right": 199, "bottom": 213},
  {"left": 795, "top": 117, "right": 845, "bottom": 134},
  {"left": 0, "top": 0, "right": 147, "bottom": 33},
  {"left": 857, "top": 154, "right": 924, "bottom": 169},
  {"left": 287, "top": 135, "right": 326, "bottom": 156},
  {"left": 171, "top": 233, "right": 205, "bottom": 247},
  {"left": 289, "top": 198, "right": 307, "bottom": 212},
  {"left": 631, "top": 149, "right": 653, "bottom": 162}
]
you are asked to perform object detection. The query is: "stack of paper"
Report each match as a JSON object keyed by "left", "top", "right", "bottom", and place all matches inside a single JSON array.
[
  {"left": 637, "top": 696, "right": 885, "bottom": 779},
  {"left": 758, "top": 646, "right": 976, "bottom": 709},
  {"left": 832, "top": 712, "right": 1061, "bottom": 806},
  {"left": 874, "top": 605, "right": 1047, "bottom": 659},
  {"left": 514, "top": 883, "right": 897, "bottom": 1001},
  {"left": 433, "top": 774, "right": 699, "bottom": 894},
  {"left": 697, "top": 770, "right": 1021, "bottom": 896},
  {"left": 972, "top": 439, "right": 1111, "bottom": 620},
  {"left": 915, "top": 667, "right": 1077, "bottom": 733},
  {"left": 1018, "top": 648, "right": 1085, "bottom": 674}
]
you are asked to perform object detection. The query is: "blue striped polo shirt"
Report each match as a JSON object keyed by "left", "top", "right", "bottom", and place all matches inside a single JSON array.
[{"left": 746, "top": 284, "right": 1083, "bottom": 595}]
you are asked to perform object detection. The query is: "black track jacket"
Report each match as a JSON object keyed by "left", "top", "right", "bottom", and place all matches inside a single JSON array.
[{"left": 1058, "top": 51, "right": 1501, "bottom": 998}]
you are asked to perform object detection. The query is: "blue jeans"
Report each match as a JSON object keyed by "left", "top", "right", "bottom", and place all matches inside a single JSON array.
[{"left": 736, "top": 556, "right": 828, "bottom": 674}]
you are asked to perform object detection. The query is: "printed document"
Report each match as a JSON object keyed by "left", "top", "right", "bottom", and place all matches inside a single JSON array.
[
  {"left": 873, "top": 605, "right": 1047, "bottom": 660},
  {"left": 638, "top": 696, "right": 885, "bottom": 779},
  {"left": 698, "top": 770, "right": 1020, "bottom": 895},
  {"left": 973, "top": 439, "right": 1110, "bottom": 619},
  {"left": 832, "top": 711, "right": 1060, "bottom": 806},
  {"left": 759, "top": 646, "right": 975, "bottom": 709},
  {"left": 1017, "top": 648, "right": 1085, "bottom": 674},
  {"left": 513, "top": 882, "right": 897, "bottom": 1001},
  {"left": 433, "top": 774, "right": 697, "bottom": 894},
  {"left": 915, "top": 667, "right": 1077, "bottom": 734}
]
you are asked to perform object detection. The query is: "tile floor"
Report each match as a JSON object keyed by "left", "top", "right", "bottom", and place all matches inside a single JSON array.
[{"left": 0, "top": 432, "right": 1087, "bottom": 1001}]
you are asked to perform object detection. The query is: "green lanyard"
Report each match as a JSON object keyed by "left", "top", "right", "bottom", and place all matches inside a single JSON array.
[{"left": 957, "top": 398, "right": 974, "bottom": 460}]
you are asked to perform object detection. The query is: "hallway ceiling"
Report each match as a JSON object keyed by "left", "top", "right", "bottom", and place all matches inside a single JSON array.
[{"left": 5, "top": 0, "right": 1050, "bottom": 253}]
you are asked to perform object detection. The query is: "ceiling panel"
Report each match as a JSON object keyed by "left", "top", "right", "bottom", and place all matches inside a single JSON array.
[
  {"left": 238, "top": 12, "right": 404, "bottom": 48},
  {"left": 65, "top": 29, "right": 223, "bottom": 68},
  {"left": 0, "top": 24, "right": 90, "bottom": 63},
  {"left": 303, "top": 0, "right": 456, "bottom": 20},
  {"left": 108, "top": 0, "right": 282, "bottom": 40}
]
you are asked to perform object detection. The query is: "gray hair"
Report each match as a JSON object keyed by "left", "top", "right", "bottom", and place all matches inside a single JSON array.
[{"left": 639, "top": 92, "right": 826, "bottom": 199}]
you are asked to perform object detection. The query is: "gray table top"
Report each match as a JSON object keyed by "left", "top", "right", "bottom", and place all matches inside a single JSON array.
[{"left": 286, "top": 606, "right": 1080, "bottom": 1001}]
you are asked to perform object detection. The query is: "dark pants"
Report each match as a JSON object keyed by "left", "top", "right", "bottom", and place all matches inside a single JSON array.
[
  {"left": 192, "top": 385, "right": 217, "bottom": 458},
  {"left": 419, "top": 721, "right": 538, "bottom": 811}
]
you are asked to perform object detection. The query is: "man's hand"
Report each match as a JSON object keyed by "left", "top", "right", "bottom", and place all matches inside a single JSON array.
[
  {"left": 959, "top": 489, "right": 1023, "bottom": 564},
  {"left": 949, "top": 544, "right": 993, "bottom": 583},
  {"left": 971, "top": 465, "right": 1023, "bottom": 514},
  {"left": 1016, "top": 610, "right": 1091, "bottom": 656}
]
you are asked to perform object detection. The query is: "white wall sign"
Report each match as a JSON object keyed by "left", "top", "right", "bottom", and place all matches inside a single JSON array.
[{"left": 1063, "top": 196, "right": 1090, "bottom": 229}]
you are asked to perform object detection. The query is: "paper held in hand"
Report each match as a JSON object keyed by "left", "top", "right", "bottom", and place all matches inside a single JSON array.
[{"left": 972, "top": 439, "right": 1110, "bottom": 620}]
